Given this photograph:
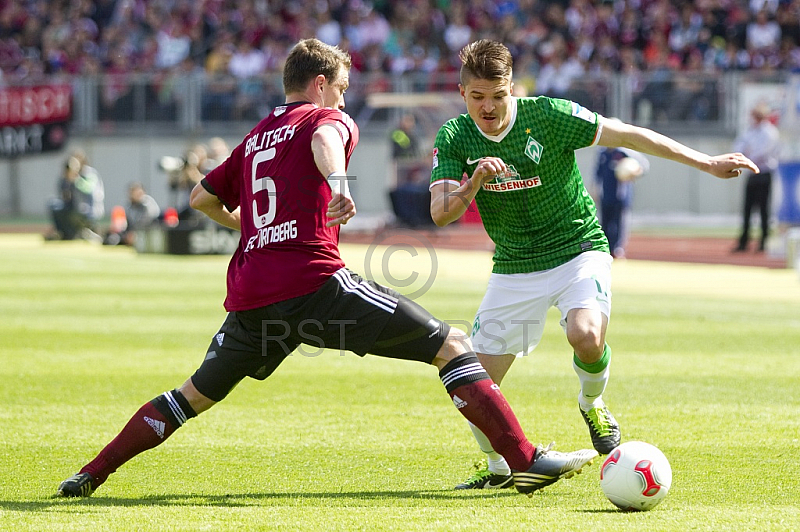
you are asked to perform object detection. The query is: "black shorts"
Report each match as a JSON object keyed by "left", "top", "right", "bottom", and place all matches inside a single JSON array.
[{"left": 191, "top": 268, "right": 450, "bottom": 401}]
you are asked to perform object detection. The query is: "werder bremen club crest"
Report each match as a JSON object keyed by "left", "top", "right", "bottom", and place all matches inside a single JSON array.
[{"left": 525, "top": 136, "right": 543, "bottom": 163}]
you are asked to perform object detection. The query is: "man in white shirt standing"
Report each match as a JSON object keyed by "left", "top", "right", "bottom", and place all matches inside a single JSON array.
[{"left": 733, "top": 103, "right": 780, "bottom": 253}]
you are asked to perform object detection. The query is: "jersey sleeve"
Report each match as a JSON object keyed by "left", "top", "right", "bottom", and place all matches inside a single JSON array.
[
  {"left": 430, "top": 119, "right": 465, "bottom": 188},
  {"left": 315, "top": 109, "right": 360, "bottom": 163},
  {"left": 545, "top": 98, "right": 601, "bottom": 151},
  {"left": 203, "top": 141, "right": 244, "bottom": 211}
]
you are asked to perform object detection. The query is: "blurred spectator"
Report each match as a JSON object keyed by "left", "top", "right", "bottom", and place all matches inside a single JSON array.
[
  {"left": 389, "top": 166, "right": 433, "bottom": 228},
  {"left": 535, "top": 42, "right": 585, "bottom": 99},
  {"left": 154, "top": 10, "right": 192, "bottom": 69},
  {"left": 161, "top": 143, "right": 207, "bottom": 217},
  {"left": 669, "top": 4, "right": 703, "bottom": 56},
  {"left": 204, "top": 137, "right": 231, "bottom": 173},
  {"left": 358, "top": 6, "right": 391, "bottom": 49},
  {"left": 100, "top": 51, "right": 134, "bottom": 121},
  {"left": 733, "top": 103, "right": 780, "bottom": 252},
  {"left": 104, "top": 182, "right": 161, "bottom": 246},
  {"left": 390, "top": 113, "right": 419, "bottom": 160},
  {"left": 594, "top": 144, "right": 650, "bottom": 258},
  {"left": 636, "top": 44, "right": 675, "bottom": 123},
  {"left": 725, "top": 4, "right": 752, "bottom": 51},
  {"left": 388, "top": 113, "right": 431, "bottom": 227},
  {"left": 747, "top": 9, "right": 782, "bottom": 52},
  {"left": 202, "top": 37, "right": 236, "bottom": 121},
  {"left": 342, "top": 6, "right": 365, "bottom": 51},
  {"left": 316, "top": 9, "right": 342, "bottom": 46},
  {"left": 444, "top": 5, "right": 472, "bottom": 54},
  {"left": 670, "top": 50, "right": 717, "bottom": 121},
  {"left": 776, "top": 2, "right": 800, "bottom": 47},
  {"left": 46, "top": 150, "right": 105, "bottom": 242},
  {"left": 617, "top": 7, "right": 645, "bottom": 49},
  {"left": 565, "top": 0, "right": 596, "bottom": 38},
  {"left": 229, "top": 37, "right": 266, "bottom": 120}
]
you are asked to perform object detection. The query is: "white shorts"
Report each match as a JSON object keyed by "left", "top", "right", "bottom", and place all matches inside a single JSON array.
[{"left": 471, "top": 251, "right": 612, "bottom": 357}]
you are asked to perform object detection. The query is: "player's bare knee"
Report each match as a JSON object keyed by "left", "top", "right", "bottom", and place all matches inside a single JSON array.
[
  {"left": 435, "top": 328, "right": 472, "bottom": 363},
  {"left": 568, "top": 324, "right": 604, "bottom": 359},
  {"left": 566, "top": 309, "right": 606, "bottom": 350},
  {"left": 179, "top": 378, "right": 217, "bottom": 415},
  {"left": 570, "top": 332, "right": 604, "bottom": 362}
]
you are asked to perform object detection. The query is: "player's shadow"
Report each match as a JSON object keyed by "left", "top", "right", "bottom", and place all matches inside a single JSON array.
[{"left": 1, "top": 489, "right": 521, "bottom": 511}]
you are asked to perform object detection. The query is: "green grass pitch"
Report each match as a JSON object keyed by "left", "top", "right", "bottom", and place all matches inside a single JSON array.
[{"left": 0, "top": 233, "right": 798, "bottom": 531}]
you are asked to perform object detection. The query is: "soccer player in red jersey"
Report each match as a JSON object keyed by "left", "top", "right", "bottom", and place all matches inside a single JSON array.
[{"left": 57, "top": 39, "right": 597, "bottom": 498}]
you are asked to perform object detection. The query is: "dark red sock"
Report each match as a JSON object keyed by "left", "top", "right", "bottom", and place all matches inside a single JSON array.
[
  {"left": 81, "top": 390, "right": 196, "bottom": 486},
  {"left": 440, "top": 353, "right": 535, "bottom": 471}
]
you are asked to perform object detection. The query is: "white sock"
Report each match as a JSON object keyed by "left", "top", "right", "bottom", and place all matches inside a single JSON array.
[
  {"left": 573, "top": 359, "right": 610, "bottom": 411},
  {"left": 488, "top": 456, "right": 511, "bottom": 476},
  {"left": 468, "top": 422, "right": 511, "bottom": 475}
]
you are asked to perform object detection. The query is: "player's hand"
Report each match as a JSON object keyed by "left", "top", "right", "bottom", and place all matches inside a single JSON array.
[
  {"left": 326, "top": 192, "right": 356, "bottom": 227},
  {"left": 707, "top": 153, "right": 760, "bottom": 179},
  {"left": 470, "top": 157, "right": 507, "bottom": 186}
]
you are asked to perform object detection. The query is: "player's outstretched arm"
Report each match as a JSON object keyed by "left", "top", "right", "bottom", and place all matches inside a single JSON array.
[
  {"left": 598, "top": 118, "right": 759, "bottom": 179},
  {"left": 189, "top": 183, "right": 241, "bottom": 230}
]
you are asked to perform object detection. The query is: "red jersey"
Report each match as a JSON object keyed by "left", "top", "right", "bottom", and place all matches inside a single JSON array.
[{"left": 203, "top": 102, "right": 359, "bottom": 311}]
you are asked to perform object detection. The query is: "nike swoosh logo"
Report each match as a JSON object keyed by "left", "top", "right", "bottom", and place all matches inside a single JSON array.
[
  {"left": 486, "top": 477, "right": 512, "bottom": 488},
  {"left": 466, "top": 157, "right": 482, "bottom": 165}
]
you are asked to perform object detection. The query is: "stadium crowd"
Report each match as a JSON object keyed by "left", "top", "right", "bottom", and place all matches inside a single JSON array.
[
  {"left": 2, "top": 0, "right": 799, "bottom": 80},
  {"left": 1, "top": 0, "right": 798, "bottom": 120}
]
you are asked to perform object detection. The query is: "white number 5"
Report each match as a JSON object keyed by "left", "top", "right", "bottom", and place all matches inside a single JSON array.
[{"left": 252, "top": 147, "right": 277, "bottom": 229}]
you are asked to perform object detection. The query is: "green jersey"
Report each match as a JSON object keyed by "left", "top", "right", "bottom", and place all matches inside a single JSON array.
[{"left": 431, "top": 96, "right": 610, "bottom": 274}]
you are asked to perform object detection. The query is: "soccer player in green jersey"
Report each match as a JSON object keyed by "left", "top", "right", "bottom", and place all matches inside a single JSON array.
[{"left": 429, "top": 39, "right": 758, "bottom": 490}]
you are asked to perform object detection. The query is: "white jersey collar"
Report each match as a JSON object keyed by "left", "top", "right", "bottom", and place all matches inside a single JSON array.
[{"left": 474, "top": 97, "right": 518, "bottom": 143}]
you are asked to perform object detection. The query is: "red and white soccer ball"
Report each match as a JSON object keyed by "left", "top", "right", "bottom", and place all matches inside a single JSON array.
[{"left": 600, "top": 441, "right": 672, "bottom": 511}]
